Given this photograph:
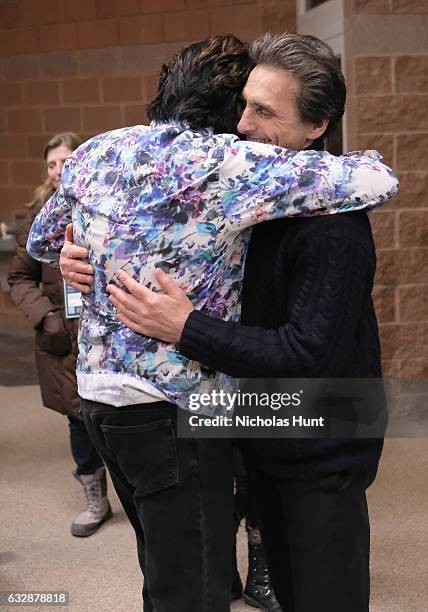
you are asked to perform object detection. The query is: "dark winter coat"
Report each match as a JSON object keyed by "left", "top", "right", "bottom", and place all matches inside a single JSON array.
[{"left": 7, "top": 202, "right": 80, "bottom": 419}]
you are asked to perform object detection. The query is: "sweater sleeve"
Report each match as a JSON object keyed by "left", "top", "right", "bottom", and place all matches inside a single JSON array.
[{"left": 179, "top": 221, "right": 374, "bottom": 378}]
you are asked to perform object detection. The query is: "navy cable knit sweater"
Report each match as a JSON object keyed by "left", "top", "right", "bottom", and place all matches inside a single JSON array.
[{"left": 179, "top": 212, "right": 384, "bottom": 478}]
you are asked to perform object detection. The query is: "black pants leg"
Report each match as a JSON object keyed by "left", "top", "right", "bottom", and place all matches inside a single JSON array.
[
  {"left": 67, "top": 415, "right": 104, "bottom": 475},
  {"left": 249, "top": 467, "right": 376, "bottom": 612},
  {"left": 80, "top": 398, "right": 234, "bottom": 612}
]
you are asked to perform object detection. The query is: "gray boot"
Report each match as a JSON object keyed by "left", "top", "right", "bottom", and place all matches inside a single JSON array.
[{"left": 71, "top": 467, "right": 112, "bottom": 537}]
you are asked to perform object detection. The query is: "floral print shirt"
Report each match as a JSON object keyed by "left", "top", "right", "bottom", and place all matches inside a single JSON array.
[{"left": 27, "top": 121, "right": 398, "bottom": 413}]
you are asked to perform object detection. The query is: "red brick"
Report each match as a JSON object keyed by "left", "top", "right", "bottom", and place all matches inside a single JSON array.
[
  {"left": 376, "top": 248, "right": 428, "bottom": 285},
  {"left": 355, "top": 57, "right": 391, "bottom": 95},
  {"left": 398, "top": 211, "right": 428, "bottom": 247},
  {"left": 143, "top": 74, "right": 159, "bottom": 102},
  {"left": 210, "top": 5, "right": 262, "bottom": 40},
  {"left": 123, "top": 104, "right": 148, "bottom": 126},
  {"left": 27, "top": 135, "right": 52, "bottom": 159},
  {"left": 0, "top": 27, "right": 38, "bottom": 56},
  {"left": 57, "top": 0, "right": 97, "bottom": 22},
  {"left": 382, "top": 359, "right": 401, "bottom": 377},
  {"left": 164, "top": 9, "right": 209, "bottom": 42},
  {"left": 120, "top": 44, "right": 168, "bottom": 76},
  {"left": 373, "top": 285, "right": 397, "bottom": 323},
  {"left": 392, "top": 0, "right": 428, "bottom": 12},
  {"left": 370, "top": 211, "right": 397, "bottom": 250},
  {"left": 379, "top": 322, "right": 427, "bottom": 361},
  {"left": 44, "top": 107, "right": 82, "bottom": 133},
  {"left": 62, "top": 78, "right": 101, "bottom": 104},
  {"left": 261, "top": 0, "right": 295, "bottom": 34},
  {"left": 7, "top": 108, "right": 42, "bottom": 133},
  {"left": 395, "top": 56, "right": 428, "bottom": 93},
  {"left": 0, "top": 0, "right": 19, "bottom": 29},
  {"left": 0, "top": 82, "right": 22, "bottom": 107},
  {"left": 0, "top": 186, "right": 30, "bottom": 209},
  {"left": 39, "top": 51, "right": 77, "bottom": 78},
  {"left": 141, "top": 0, "right": 185, "bottom": 12},
  {"left": 187, "top": 0, "right": 232, "bottom": 6},
  {"left": 399, "top": 285, "right": 428, "bottom": 322},
  {"left": 23, "top": 81, "right": 60, "bottom": 105},
  {"left": 400, "top": 357, "right": 428, "bottom": 378},
  {"left": 37, "top": 23, "right": 77, "bottom": 53},
  {"left": 19, "top": 0, "right": 58, "bottom": 27},
  {"left": 11, "top": 160, "right": 43, "bottom": 186},
  {"left": 354, "top": 133, "right": 394, "bottom": 168},
  {"left": 102, "top": 76, "right": 143, "bottom": 103},
  {"left": 83, "top": 106, "right": 123, "bottom": 132},
  {"left": 78, "top": 47, "right": 121, "bottom": 76},
  {"left": 393, "top": 172, "right": 428, "bottom": 209},
  {"left": 77, "top": 19, "right": 119, "bottom": 49},
  {"left": 396, "top": 134, "right": 428, "bottom": 171},
  {"left": 352, "top": 0, "right": 391, "bottom": 13},
  {"left": 119, "top": 14, "right": 163, "bottom": 45},
  {"left": 0, "top": 135, "right": 27, "bottom": 158},
  {"left": 357, "top": 95, "right": 428, "bottom": 132},
  {"left": 3, "top": 55, "right": 39, "bottom": 80},
  {"left": 0, "top": 161, "right": 10, "bottom": 184},
  {"left": 96, "top": 0, "right": 139, "bottom": 18}
]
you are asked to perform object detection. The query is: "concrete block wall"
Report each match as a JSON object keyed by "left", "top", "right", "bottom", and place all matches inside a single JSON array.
[
  {"left": 346, "top": 0, "right": 428, "bottom": 379},
  {"left": 0, "top": 0, "right": 295, "bottom": 327}
]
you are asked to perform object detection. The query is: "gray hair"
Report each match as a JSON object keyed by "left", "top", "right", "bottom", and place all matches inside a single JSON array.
[{"left": 249, "top": 33, "right": 346, "bottom": 136}]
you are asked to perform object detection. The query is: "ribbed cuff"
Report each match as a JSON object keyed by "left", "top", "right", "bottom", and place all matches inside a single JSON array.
[{"left": 179, "top": 310, "right": 225, "bottom": 362}]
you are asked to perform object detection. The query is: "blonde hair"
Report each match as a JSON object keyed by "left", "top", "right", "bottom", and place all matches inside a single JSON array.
[{"left": 27, "top": 132, "right": 83, "bottom": 209}]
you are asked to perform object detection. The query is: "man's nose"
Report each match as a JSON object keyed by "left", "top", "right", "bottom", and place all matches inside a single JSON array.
[{"left": 237, "top": 108, "right": 253, "bottom": 135}]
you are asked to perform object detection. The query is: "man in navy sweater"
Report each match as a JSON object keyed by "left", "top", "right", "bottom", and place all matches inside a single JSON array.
[{"left": 61, "top": 34, "right": 390, "bottom": 612}]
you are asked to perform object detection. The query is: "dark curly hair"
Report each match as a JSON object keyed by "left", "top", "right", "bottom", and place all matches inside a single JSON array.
[{"left": 147, "top": 34, "right": 254, "bottom": 135}]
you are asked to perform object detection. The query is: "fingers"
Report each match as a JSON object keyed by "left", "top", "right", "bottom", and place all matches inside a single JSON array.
[
  {"left": 115, "top": 270, "right": 153, "bottom": 301},
  {"left": 62, "top": 260, "right": 94, "bottom": 275},
  {"left": 62, "top": 242, "right": 90, "bottom": 261},
  {"left": 67, "top": 281, "right": 92, "bottom": 294},
  {"left": 107, "top": 284, "right": 141, "bottom": 316},
  {"left": 65, "top": 223, "right": 74, "bottom": 242},
  {"left": 154, "top": 268, "right": 184, "bottom": 297},
  {"left": 117, "top": 312, "right": 146, "bottom": 335},
  {"left": 66, "top": 271, "right": 95, "bottom": 285}
]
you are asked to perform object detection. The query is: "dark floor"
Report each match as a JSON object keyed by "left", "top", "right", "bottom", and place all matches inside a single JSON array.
[{"left": 0, "top": 327, "right": 38, "bottom": 386}]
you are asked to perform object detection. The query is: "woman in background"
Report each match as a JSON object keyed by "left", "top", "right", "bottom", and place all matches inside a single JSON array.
[{"left": 8, "top": 132, "right": 112, "bottom": 537}]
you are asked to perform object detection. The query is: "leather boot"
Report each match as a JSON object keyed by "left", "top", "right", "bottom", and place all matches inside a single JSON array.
[
  {"left": 71, "top": 467, "right": 112, "bottom": 537},
  {"left": 243, "top": 528, "right": 283, "bottom": 611}
]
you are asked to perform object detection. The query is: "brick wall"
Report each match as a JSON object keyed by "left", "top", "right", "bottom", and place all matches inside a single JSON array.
[
  {"left": 0, "top": 0, "right": 295, "bottom": 326},
  {"left": 346, "top": 0, "right": 428, "bottom": 379}
]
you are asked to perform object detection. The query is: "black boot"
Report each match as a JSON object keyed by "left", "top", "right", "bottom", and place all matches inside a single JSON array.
[
  {"left": 243, "top": 529, "right": 283, "bottom": 611},
  {"left": 231, "top": 533, "right": 243, "bottom": 601}
]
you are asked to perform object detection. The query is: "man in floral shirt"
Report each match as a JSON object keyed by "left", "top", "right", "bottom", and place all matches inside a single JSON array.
[{"left": 30, "top": 34, "right": 398, "bottom": 612}]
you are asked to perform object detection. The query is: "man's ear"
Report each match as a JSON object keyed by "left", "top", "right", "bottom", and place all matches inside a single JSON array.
[{"left": 308, "top": 118, "right": 329, "bottom": 141}]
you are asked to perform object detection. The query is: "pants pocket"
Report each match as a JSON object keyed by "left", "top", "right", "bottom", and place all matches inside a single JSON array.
[{"left": 101, "top": 419, "right": 178, "bottom": 496}]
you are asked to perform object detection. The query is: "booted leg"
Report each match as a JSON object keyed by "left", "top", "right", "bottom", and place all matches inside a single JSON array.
[
  {"left": 71, "top": 467, "right": 113, "bottom": 537},
  {"left": 250, "top": 468, "right": 376, "bottom": 612},
  {"left": 243, "top": 528, "right": 283, "bottom": 611}
]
